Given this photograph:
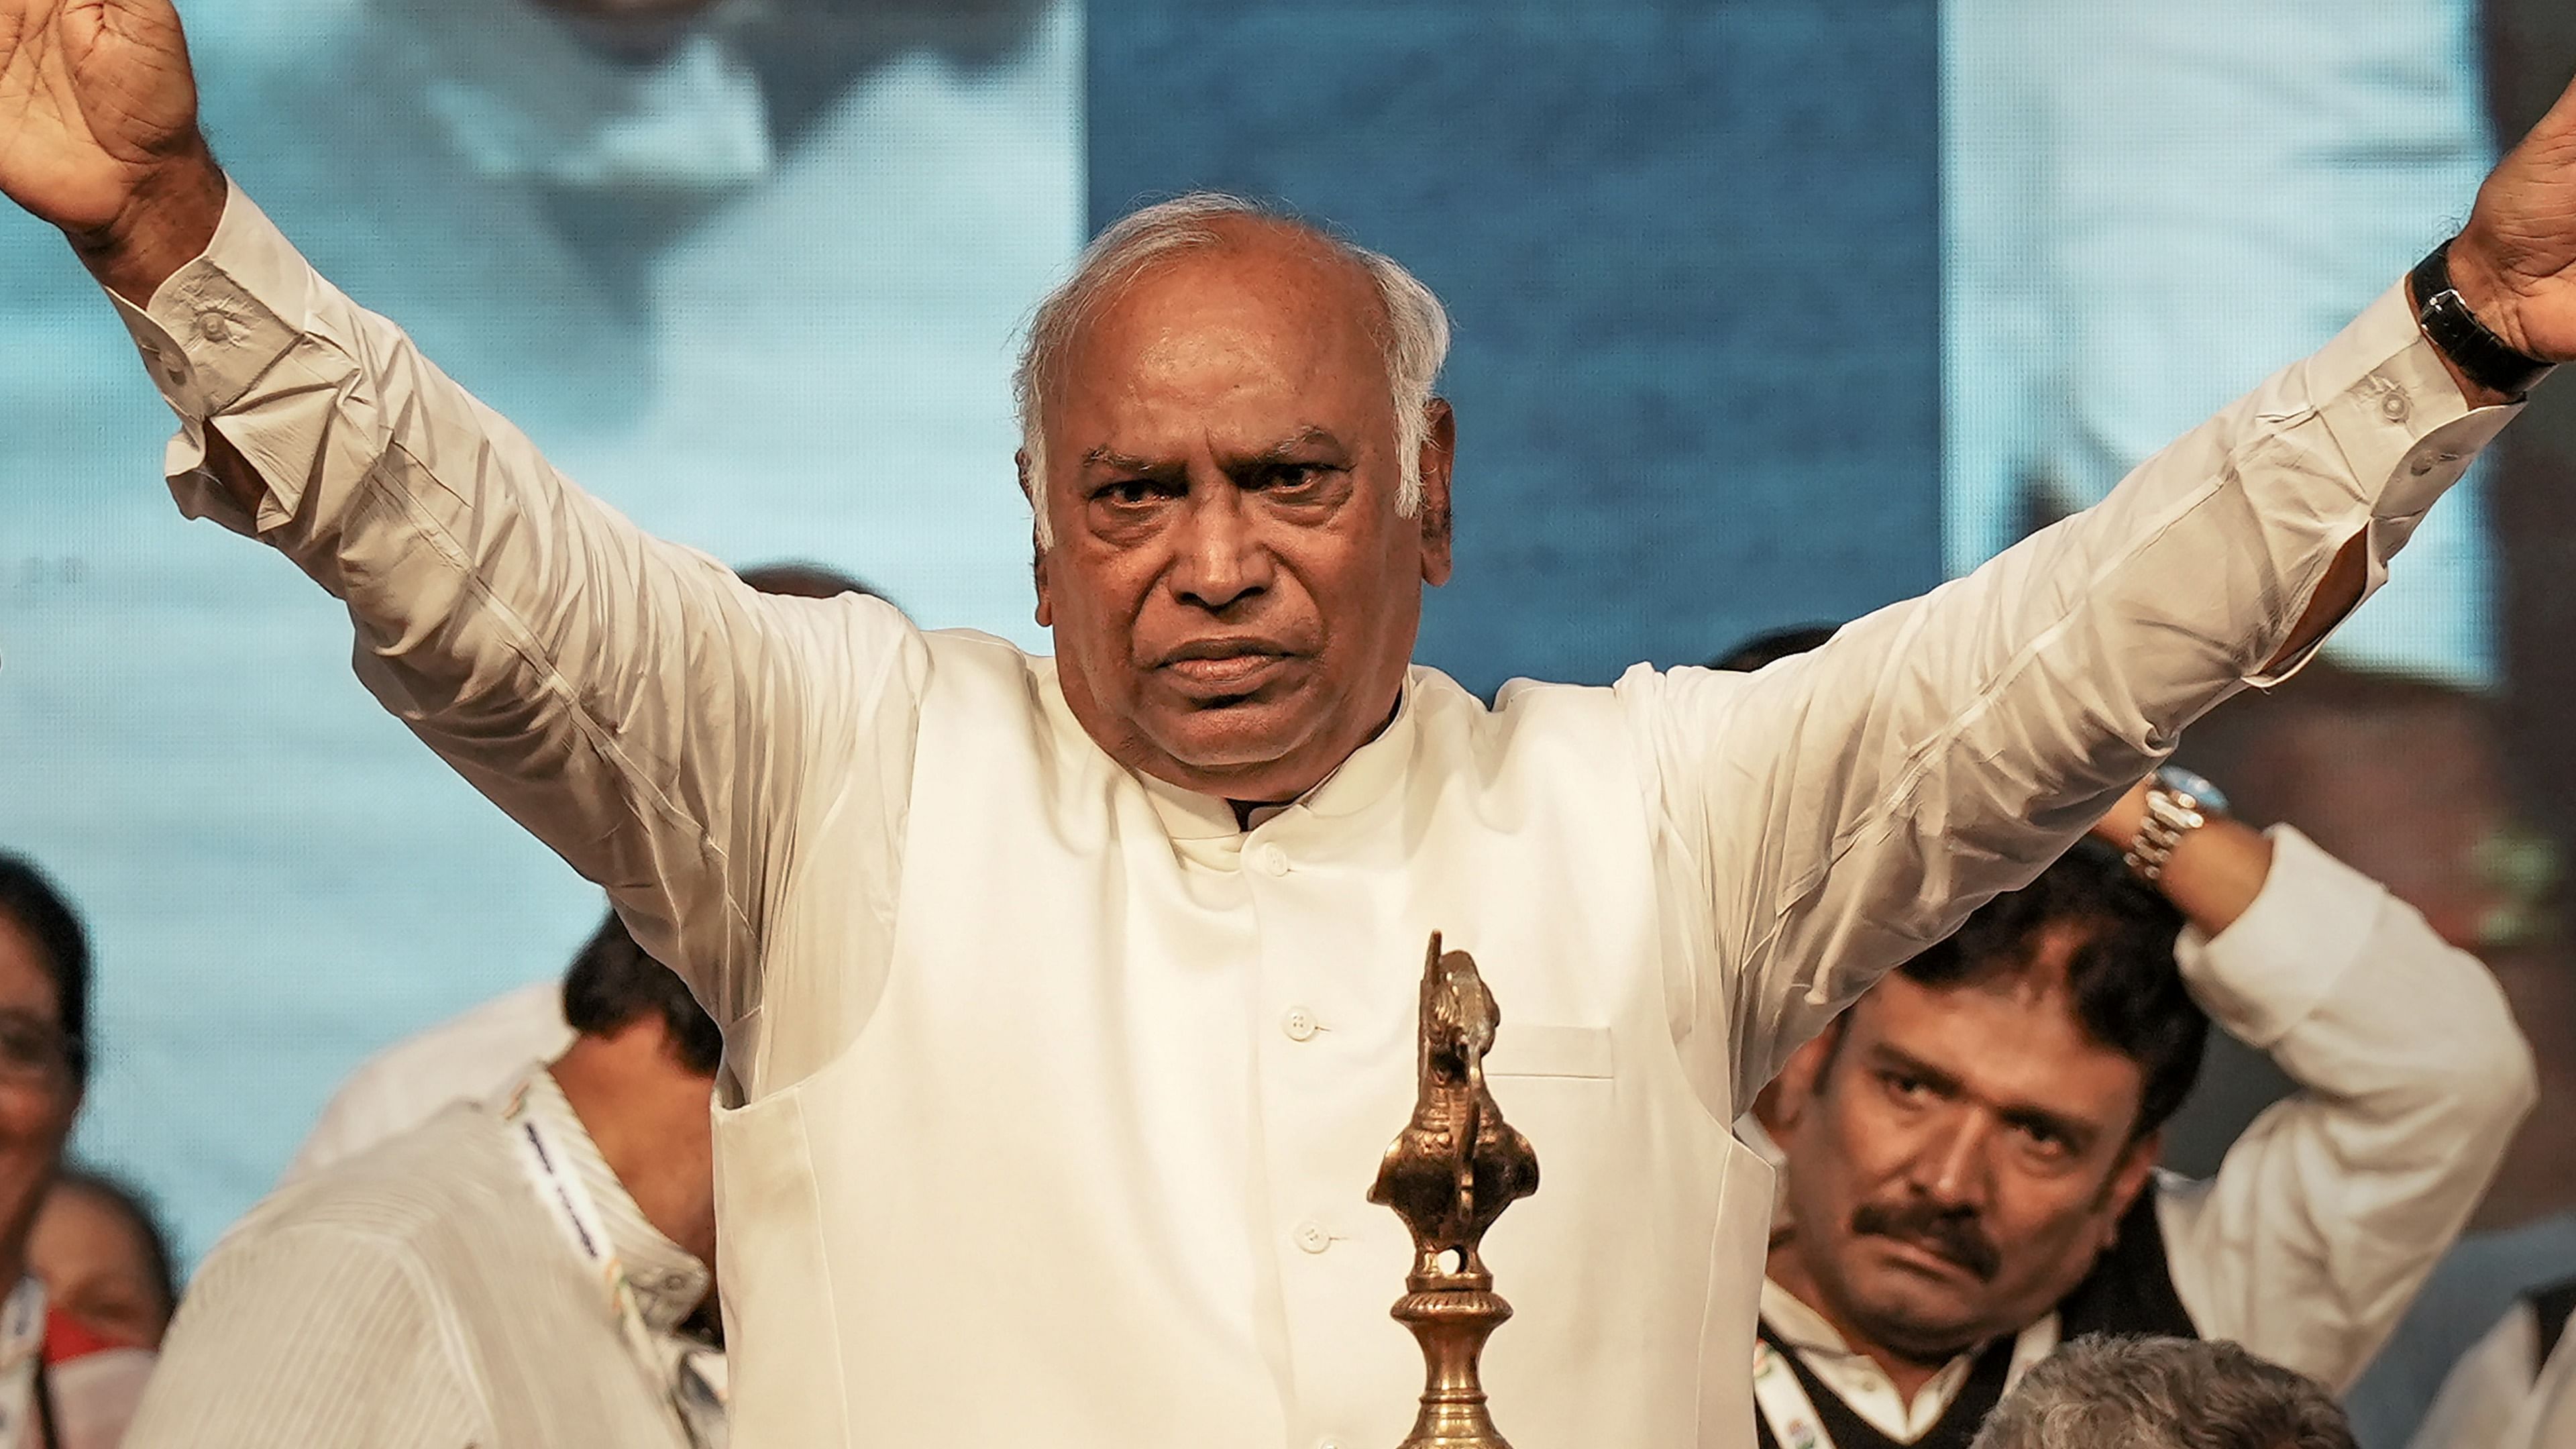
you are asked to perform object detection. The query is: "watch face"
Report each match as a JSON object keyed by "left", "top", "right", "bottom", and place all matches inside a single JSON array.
[{"left": 2155, "top": 763, "right": 2228, "bottom": 816}]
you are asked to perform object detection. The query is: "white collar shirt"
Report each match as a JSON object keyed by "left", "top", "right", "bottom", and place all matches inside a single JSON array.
[
  {"left": 124, "top": 1069, "right": 718, "bottom": 1449},
  {"left": 108, "top": 185, "right": 2514, "bottom": 1448}
]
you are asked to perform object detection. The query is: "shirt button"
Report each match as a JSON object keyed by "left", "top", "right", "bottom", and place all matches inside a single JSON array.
[
  {"left": 2379, "top": 388, "right": 2411, "bottom": 423},
  {"left": 197, "top": 310, "right": 234, "bottom": 344},
  {"left": 1293, "top": 1221, "right": 1331, "bottom": 1254},
  {"left": 1282, "top": 1007, "right": 1320, "bottom": 1042},
  {"left": 1256, "top": 844, "right": 1290, "bottom": 876}
]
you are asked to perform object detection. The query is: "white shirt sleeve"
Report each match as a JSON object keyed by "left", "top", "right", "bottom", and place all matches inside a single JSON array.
[
  {"left": 2154, "top": 826, "right": 2537, "bottom": 1391},
  {"left": 102, "top": 185, "right": 932, "bottom": 1045},
  {"left": 2411, "top": 1301, "right": 2542, "bottom": 1449},
  {"left": 1624, "top": 281, "right": 2520, "bottom": 1104},
  {"left": 124, "top": 1223, "right": 484, "bottom": 1449}
]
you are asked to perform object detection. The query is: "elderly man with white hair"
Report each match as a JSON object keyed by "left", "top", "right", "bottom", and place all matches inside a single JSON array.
[{"left": 12, "top": 1, "right": 2576, "bottom": 1444}]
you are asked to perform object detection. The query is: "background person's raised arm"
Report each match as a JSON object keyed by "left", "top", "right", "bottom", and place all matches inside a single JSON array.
[{"left": 2086, "top": 788, "right": 2536, "bottom": 1390}]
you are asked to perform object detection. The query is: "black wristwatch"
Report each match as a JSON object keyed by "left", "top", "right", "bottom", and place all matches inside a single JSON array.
[{"left": 2410, "top": 239, "right": 2555, "bottom": 400}]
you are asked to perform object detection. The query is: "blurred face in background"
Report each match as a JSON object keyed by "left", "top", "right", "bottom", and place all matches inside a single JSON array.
[
  {"left": 30, "top": 1182, "right": 170, "bottom": 1350},
  {"left": 1766, "top": 930, "right": 2161, "bottom": 1364},
  {"left": 0, "top": 914, "right": 80, "bottom": 1287}
]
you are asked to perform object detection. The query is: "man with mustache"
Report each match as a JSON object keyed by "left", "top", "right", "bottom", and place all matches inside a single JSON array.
[
  {"left": 1752, "top": 772, "right": 2534, "bottom": 1449},
  {"left": 11, "top": 1, "right": 2576, "bottom": 1442}
]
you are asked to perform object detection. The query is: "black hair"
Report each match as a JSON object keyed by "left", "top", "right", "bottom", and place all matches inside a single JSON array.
[
  {"left": 1707, "top": 624, "right": 1841, "bottom": 673},
  {"left": 52, "top": 1163, "right": 181, "bottom": 1328},
  {"left": 559, "top": 912, "right": 723, "bottom": 1077},
  {"left": 1900, "top": 837, "right": 2206, "bottom": 1139},
  {"left": 737, "top": 560, "right": 881, "bottom": 602},
  {"left": 0, "top": 853, "right": 91, "bottom": 1085}
]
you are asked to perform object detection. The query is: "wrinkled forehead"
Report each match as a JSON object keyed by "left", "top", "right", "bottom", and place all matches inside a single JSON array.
[
  {"left": 1843, "top": 963, "right": 2144, "bottom": 1115},
  {"left": 1052, "top": 229, "right": 1396, "bottom": 425}
]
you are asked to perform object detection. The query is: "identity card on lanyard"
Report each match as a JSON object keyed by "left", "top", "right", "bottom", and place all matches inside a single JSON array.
[
  {"left": 501, "top": 1080, "right": 716, "bottom": 1448},
  {"left": 1752, "top": 1336, "right": 1836, "bottom": 1449}
]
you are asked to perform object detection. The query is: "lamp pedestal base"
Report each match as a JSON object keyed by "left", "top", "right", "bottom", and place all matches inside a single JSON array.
[{"left": 1391, "top": 1270, "right": 1515, "bottom": 1449}]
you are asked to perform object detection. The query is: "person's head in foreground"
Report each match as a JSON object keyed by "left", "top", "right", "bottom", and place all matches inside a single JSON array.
[
  {"left": 556, "top": 908, "right": 725, "bottom": 1276},
  {"left": 1014, "top": 195, "right": 1456, "bottom": 808},
  {"left": 31, "top": 1166, "right": 179, "bottom": 1350},
  {"left": 0, "top": 854, "right": 90, "bottom": 1295},
  {"left": 1765, "top": 838, "right": 2204, "bottom": 1364},
  {"left": 1970, "top": 1334, "right": 2355, "bottom": 1449}
]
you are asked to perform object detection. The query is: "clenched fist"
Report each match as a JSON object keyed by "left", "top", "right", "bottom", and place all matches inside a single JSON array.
[{"left": 2453, "top": 72, "right": 2576, "bottom": 368}]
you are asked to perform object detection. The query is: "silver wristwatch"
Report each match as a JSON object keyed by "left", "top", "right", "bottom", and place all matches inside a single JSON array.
[{"left": 2125, "top": 765, "right": 2229, "bottom": 883}]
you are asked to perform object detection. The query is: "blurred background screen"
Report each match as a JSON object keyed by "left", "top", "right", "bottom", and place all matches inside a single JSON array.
[{"left": 4, "top": 3, "right": 2572, "bottom": 1443}]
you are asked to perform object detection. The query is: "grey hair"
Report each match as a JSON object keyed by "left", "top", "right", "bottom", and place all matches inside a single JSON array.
[
  {"left": 1971, "top": 1336, "right": 2356, "bottom": 1449},
  {"left": 1012, "top": 193, "right": 1452, "bottom": 549}
]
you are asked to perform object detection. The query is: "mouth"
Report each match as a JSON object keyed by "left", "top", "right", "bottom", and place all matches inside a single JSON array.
[{"left": 1154, "top": 639, "right": 1301, "bottom": 696}]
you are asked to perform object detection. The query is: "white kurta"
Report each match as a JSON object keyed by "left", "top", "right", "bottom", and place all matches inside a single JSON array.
[{"left": 106, "top": 186, "right": 2514, "bottom": 1447}]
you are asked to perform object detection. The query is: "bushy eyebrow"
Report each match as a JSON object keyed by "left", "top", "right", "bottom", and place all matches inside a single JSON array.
[
  {"left": 1864, "top": 1042, "right": 1962, "bottom": 1097},
  {"left": 1077, "top": 427, "right": 1352, "bottom": 478},
  {"left": 1864, "top": 1042, "right": 2103, "bottom": 1152},
  {"left": 1240, "top": 427, "right": 1348, "bottom": 467},
  {"left": 1077, "top": 446, "right": 1174, "bottom": 478}
]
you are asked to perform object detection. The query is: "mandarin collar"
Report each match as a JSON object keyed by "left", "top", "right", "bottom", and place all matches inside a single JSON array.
[{"left": 1118, "top": 671, "right": 1421, "bottom": 843}]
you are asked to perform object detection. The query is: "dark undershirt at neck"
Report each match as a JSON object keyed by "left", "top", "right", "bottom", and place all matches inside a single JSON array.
[{"left": 1221, "top": 694, "right": 1405, "bottom": 832}]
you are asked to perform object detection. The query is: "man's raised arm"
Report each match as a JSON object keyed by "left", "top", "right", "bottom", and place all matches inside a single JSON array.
[
  {"left": 1636, "top": 76, "right": 2576, "bottom": 1106},
  {"left": 2086, "top": 788, "right": 2535, "bottom": 1391},
  {"left": 1, "top": 1, "right": 929, "bottom": 1038}
]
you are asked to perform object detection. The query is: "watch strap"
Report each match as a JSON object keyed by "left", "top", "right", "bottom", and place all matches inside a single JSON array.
[
  {"left": 2410, "top": 239, "right": 2555, "bottom": 401},
  {"left": 2124, "top": 783, "right": 2212, "bottom": 883}
]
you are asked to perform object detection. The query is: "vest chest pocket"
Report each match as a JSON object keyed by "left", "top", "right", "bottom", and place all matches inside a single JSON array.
[{"left": 1484, "top": 1022, "right": 1613, "bottom": 1080}]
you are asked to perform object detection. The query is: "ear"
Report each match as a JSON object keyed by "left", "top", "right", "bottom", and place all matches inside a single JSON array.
[
  {"left": 1764, "top": 1024, "right": 1839, "bottom": 1140},
  {"left": 2097, "top": 1128, "right": 2163, "bottom": 1250},
  {"left": 1416, "top": 398, "right": 1456, "bottom": 587}
]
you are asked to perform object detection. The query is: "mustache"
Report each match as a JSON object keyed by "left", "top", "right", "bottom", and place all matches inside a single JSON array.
[{"left": 1849, "top": 1199, "right": 2002, "bottom": 1282}]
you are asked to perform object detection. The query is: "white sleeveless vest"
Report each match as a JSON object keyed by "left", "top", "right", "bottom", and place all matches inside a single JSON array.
[{"left": 712, "top": 631, "right": 1774, "bottom": 1447}]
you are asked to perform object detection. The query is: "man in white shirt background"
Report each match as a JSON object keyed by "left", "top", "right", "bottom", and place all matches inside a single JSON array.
[
  {"left": 124, "top": 911, "right": 730, "bottom": 1448},
  {"left": 9, "top": 3, "right": 2576, "bottom": 1445},
  {"left": 1748, "top": 771, "right": 2532, "bottom": 1449}
]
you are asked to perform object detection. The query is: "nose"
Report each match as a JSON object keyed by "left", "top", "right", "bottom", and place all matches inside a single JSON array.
[
  {"left": 1907, "top": 1108, "right": 1993, "bottom": 1212},
  {"left": 1169, "top": 483, "right": 1273, "bottom": 613}
]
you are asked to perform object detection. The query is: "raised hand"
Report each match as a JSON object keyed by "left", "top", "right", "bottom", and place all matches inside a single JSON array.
[
  {"left": 0, "top": 0, "right": 221, "bottom": 294},
  {"left": 2454, "top": 71, "right": 2576, "bottom": 366}
]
